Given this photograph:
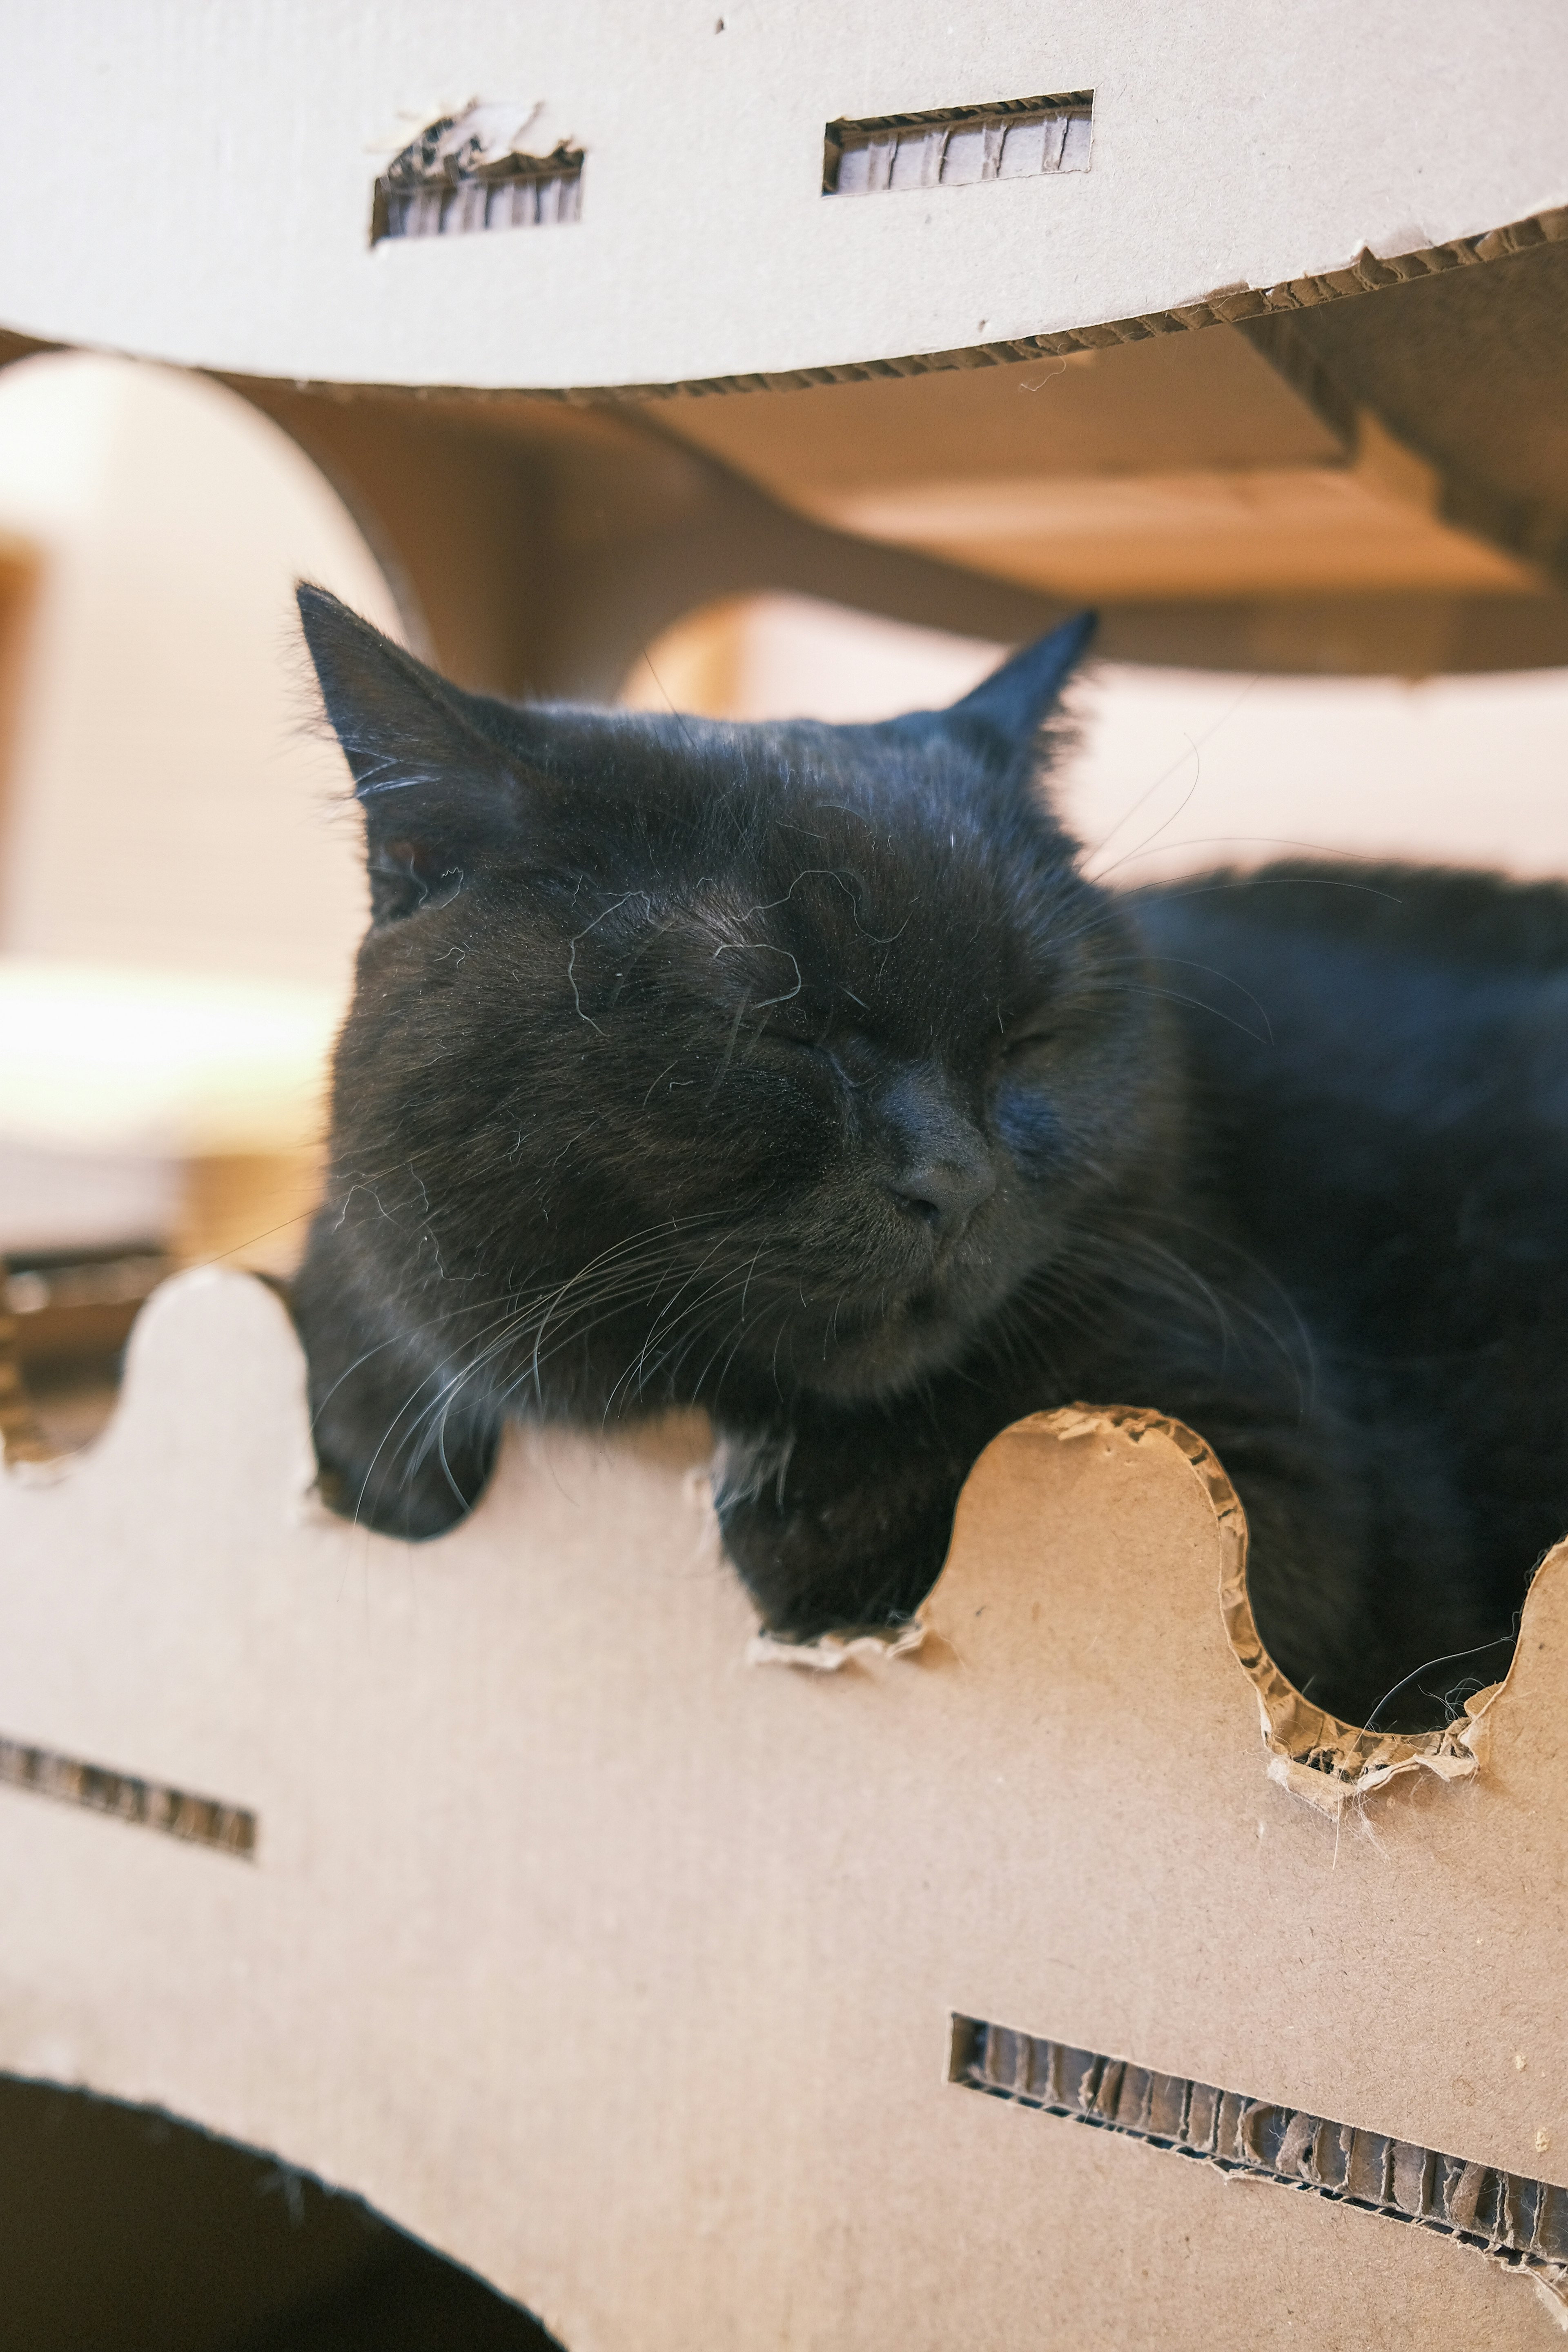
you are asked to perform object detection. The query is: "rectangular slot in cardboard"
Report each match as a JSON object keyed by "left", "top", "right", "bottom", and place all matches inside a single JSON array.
[
  {"left": 949, "top": 2015, "right": 1568, "bottom": 2288},
  {"left": 0, "top": 1731, "right": 256, "bottom": 1858},
  {"left": 824, "top": 91, "right": 1093, "bottom": 197},
  {"left": 371, "top": 116, "right": 584, "bottom": 245}
]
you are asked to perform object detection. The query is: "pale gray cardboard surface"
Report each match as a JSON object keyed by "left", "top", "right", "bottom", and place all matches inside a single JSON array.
[{"left": 1, "top": 2, "right": 1565, "bottom": 390}]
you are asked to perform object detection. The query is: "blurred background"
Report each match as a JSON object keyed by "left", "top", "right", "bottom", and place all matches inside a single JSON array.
[{"left": 2, "top": 346, "right": 1568, "bottom": 1452}]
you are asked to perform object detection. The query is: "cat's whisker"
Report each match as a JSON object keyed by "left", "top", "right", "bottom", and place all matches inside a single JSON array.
[
  {"left": 1090, "top": 952, "right": 1277, "bottom": 1046},
  {"left": 1074, "top": 975, "right": 1272, "bottom": 1048},
  {"left": 338, "top": 1238, "right": 747, "bottom": 1510},
  {"left": 610, "top": 1264, "right": 772, "bottom": 1410}
]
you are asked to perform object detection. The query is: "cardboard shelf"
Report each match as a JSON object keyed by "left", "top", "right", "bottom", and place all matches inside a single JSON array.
[
  {"left": 5, "top": 9, "right": 1568, "bottom": 675},
  {"left": 3, "top": 1270, "right": 1565, "bottom": 2344}
]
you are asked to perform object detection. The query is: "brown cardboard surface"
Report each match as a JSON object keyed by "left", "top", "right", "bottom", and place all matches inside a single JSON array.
[
  {"left": 654, "top": 336, "right": 1546, "bottom": 604},
  {"left": 2, "top": 1268, "right": 1568, "bottom": 2346}
]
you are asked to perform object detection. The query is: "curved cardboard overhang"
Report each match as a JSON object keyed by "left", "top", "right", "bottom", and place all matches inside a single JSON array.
[
  {"left": 6, "top": 9, "right": 1568, "bottom": 682},
  {"left": 0, "top": 4, "right": 1565, "bottom": 394}
]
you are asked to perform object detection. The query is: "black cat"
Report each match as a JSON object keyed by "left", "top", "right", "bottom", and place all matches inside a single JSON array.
[{"left": 293, "top": 585, "right": 1568, "bottom": 1731}]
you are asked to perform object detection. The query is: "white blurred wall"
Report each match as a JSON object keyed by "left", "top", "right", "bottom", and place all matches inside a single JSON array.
[
  {"left": 0, "top": 352, "right": 399, "bottom": 986},
  {"left": 0, "top": 353, "right": 400, "bottom": 1254},
  {"left": 626, "top": 593, "right": 1568, "bottom": 886}
]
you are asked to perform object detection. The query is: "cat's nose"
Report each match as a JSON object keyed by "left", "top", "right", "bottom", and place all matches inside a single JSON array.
[
  {"left": 890, "top": 1154, "right": 996, "bottom": 1238},
  {"left": 877, "top": 1067, "right": 996, "bottom": 1239}
]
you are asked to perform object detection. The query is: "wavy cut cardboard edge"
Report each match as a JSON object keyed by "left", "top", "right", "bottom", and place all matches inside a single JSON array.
[
  {"left": 1038, "top": 1403, "right": 1517, "bottom": 1816},
  {"left": 0, "top": 1273, "right": 1539, "bottom": 1817},
  {"left": 749, "top": 1393, "right": 1524, "bottom": 1816}
]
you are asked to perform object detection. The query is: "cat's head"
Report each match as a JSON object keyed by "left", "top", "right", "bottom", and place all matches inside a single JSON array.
[{"left": 300, "top": 588, "right": 1169, "bottom": 1412}]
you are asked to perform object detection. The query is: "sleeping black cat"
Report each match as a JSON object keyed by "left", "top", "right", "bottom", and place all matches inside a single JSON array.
[{"left": 294, "top": 586, "right": 1568, "bottom": 1732}]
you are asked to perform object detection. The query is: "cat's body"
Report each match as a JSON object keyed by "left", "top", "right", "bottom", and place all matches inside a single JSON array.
[
  {"left": 1131, "top": 869, "right": 1568, "bottom": 1722},
  {"left": 294, "top": 589, "right": 1568, "bottom": 1731}
]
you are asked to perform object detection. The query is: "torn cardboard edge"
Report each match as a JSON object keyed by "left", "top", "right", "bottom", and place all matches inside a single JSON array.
[
  {"left": 951, "top": 2017, "right": 1568, "bottom": 2327},
  {"left": 1007, "top": 1405, "right": 1508, "bottom": 1818},
  {"left": 1209, "top": 1403, "right": 1505, "bottom": 1816},
  {"left": 560, "top": 204, "right": 1568, "bottom": 405},
  {"left": 0, "top": 1265, "right": 1521, "bottom": 1815},
  {"left": 746, "top": 1623, "right": 927, "bottom": 1673},
  {"left": 742, "top": 1398, "right": 1512, "bottom": 1815},
  {"left": 370, "top": 101, "right": 585, "bottom": 245}
]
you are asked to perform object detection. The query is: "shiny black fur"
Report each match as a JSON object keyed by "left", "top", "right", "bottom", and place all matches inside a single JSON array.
[{"left": 294, "top": 586, "right": 1568, "bottom": 1730}]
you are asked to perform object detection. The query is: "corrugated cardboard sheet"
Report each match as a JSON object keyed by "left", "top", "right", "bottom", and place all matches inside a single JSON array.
[
  {"left": 1, "top": 2, "right": 1565, "bottom": 390},
  {"left": 3, "top": 1269, "right": 1568, "bottom": 2345}
]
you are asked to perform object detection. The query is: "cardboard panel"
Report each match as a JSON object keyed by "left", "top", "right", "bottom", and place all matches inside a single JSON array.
[
  {"left": 1, "top": 3, "right": 1565, "bottom": 391},
  {"left": 3, "top": 1270, "right": 1568, "bottom": 2343},
  {"left": 657, "top": 342, "right": 1543, "bottom": 600}
]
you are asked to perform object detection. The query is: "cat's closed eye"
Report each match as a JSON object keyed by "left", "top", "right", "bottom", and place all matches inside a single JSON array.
[
  {"left": 763, "top": 1017, "right": 824, "bottom": 1049},
  {"left": 999, "top": 1020, "right": 1058, "bottom": 1060}
]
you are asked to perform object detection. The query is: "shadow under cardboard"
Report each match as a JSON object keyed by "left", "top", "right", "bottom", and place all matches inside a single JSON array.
[{"left": 0, "top": 2076, "right": 561, "bottom": 2352}]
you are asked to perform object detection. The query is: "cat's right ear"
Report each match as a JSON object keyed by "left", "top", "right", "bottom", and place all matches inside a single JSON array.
[
  {"left": 298, "top": 584, "right": 529, "bottom": 924},
  {"left": 936, "top": 611, "right": 1097, "bottom": 773}
]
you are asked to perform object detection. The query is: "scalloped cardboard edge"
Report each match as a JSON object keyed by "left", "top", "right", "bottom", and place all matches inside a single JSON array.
[{"left": 4, "top": 1267, "right": 1568, "bottom": 2347}]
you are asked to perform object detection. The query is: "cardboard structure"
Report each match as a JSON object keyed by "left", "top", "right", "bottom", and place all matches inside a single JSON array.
[
  {"left": 3, "top": 1, "right": 1564, "bottom": 396},
  {"left": 4, "top": 1269, "right": 1568, "bottom": 2346},
  {"left": 5, "top": 4, "right": 1568, "bottom": 683}
]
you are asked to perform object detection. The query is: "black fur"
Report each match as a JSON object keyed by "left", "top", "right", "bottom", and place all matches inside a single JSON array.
[{"left": 293, "top": 586, "right": 1568, "bottom": 1731}]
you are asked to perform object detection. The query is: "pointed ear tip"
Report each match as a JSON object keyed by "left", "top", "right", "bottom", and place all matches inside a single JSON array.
[
  {"left": 294, "top": 584, "right": 343, "bottom": 654},
  {"left": 1016, "top": 609, "right": 1096, "bottom": 666},
  {"left": 295, "top": 580, "right": 356, "bottom": 628},
  {"left": 295, "top": 586, "right": 393, "bottom": 680}
]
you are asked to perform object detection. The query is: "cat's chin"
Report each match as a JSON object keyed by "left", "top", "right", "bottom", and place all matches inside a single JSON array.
[{"left": 777, "top": 1295, "right": 981, "bottom": 1401}]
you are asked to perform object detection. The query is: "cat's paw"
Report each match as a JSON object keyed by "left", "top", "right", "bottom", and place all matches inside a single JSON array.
[
  {"left": 311, "top": 1417, "right": 499, "bottom": 1542},
  {"left": 715, "top": 1469, "right": 954, "bottom": 1639}
]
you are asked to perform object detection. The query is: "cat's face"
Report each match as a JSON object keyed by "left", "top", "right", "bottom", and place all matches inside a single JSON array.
[{"left": 303, "top": 592, "right": 1168, "bottom": 1412}]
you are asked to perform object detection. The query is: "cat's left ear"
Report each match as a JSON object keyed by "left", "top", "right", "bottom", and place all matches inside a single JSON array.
[{"left": 935, "top": 610, "right": 1096, "bottom": 770}]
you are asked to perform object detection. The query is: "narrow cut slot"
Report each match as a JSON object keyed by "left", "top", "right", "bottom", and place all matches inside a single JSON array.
[
  {"left": 372, "top": 105, "right": 584, "bottom": 244},
  {"left": 0, "top": 1732, "right": 256, "bottom": 1858},
  {"left": 824, "top": 91, "right": 1092, "bottom": 197},
  {"left": 950, "top": 2015, "right": 1568, "bottom": 2294}
]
